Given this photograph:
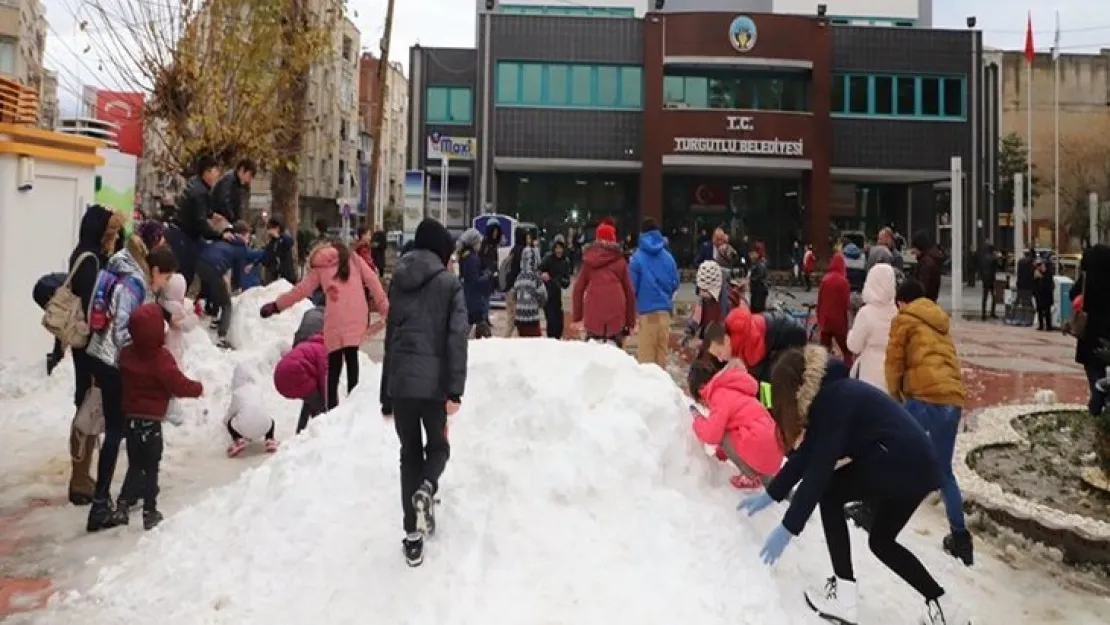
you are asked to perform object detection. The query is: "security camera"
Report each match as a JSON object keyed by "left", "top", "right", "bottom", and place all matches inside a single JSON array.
[
  {"left": 817, "top": 4, "right": 827, "bottom": 17},
  {"left": 17, "top": 155, "right": 34, "bottom": 192},
  {"left": 966, "top": 16, "right": 977, "bottom": 28}
]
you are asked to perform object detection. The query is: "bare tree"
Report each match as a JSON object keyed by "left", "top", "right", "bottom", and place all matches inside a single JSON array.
[{"left": 1056, "top": 121, "right": 1110, "bottom": 243}]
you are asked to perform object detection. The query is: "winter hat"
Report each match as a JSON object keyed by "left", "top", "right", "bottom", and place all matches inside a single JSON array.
[
  {"left": 458, "top": 227, "right": 483, "bottom": 252},
  {"left": 696, "top": 261, "right": 723, "bottom": 299},
  {"left": 136, "top": 219, "right": 165, "bottom": 252},
  {"left": 414, "top": 218, "right": 455, "bottom": 266},
  {"left": 595, "top": 222, "right": 617, "bottom": 243},
  {"left": 552, "top": 234, "right": 566, "bottom": 248}
]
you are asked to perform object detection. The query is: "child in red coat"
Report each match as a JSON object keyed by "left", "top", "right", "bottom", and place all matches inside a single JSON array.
[
  {"left": 274, "top": 333, "right": 330, "bottom": 433},
  {"left": 117, "top": 303, "right": 204, "bottom": 530},
  {"left": 817, "top": 252, "right": 852, "bottom": 366}
]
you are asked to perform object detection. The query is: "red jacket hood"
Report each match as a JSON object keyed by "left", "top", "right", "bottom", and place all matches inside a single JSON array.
[
  {"left": 724, "top": 305, "right": 767, "bottom": 366},
  {"left": 583, "top": 242, "right": 623, "bottom": 268},
  {"left": 129, "top": 302, "right": 166, "bottom": 352},
  {"left": 827, "top": 252, "right": 847, "bottom": 276},
  {"left": 702, "top": 366, "right": 759, "bottom": 404}
]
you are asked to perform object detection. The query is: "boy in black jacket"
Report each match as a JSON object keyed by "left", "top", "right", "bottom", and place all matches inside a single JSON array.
[{"left": 380, "top": 218, "right": 469, "bottom": 567}]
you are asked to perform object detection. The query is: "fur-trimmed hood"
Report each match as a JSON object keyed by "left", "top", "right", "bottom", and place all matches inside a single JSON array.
[{"left": 794, "top": 345, "right": 850, "bottom": 423}]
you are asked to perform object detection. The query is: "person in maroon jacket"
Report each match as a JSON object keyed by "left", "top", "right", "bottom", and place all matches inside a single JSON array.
[
  {"left": 817, "top": 252, "right": 852, "bottom": 366},
  {"left": 571, "top": 221, "right": 636, "bottom": 345},
  {"left": 115, "top": 303, "right": 204, "bottom": 530}
]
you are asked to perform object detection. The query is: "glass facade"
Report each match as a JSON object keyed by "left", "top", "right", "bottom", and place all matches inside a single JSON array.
[
  {"left": 426, "top": 86, "right": 473, "bottom": 124},
  {"left": 831, "top": 73, "right": 965, "bottom": 120},
  {"left": 496, "top": 62, "right": 642, "bottom": 109},
  {"left": 663, "top": 69, "right": 810, "bottom": 112},
  {"left": 498, "top": 4, "right": 635, "bottom": 17},
  {"left": 495, "top": 173, "right": 640, "bottom": 242}
]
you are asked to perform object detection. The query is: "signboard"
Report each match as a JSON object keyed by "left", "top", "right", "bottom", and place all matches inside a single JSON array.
[
  {"left": 729, "top": 15, "right": 757, "bottom": 53},
  {"left": 672, "top": 115, "right": 805, "bottom": 157},
  {"left": 403, "top": 170, "right": 425, "bottom": 238},
  {"left": 427, "top": 132, "right": 477, "bottom": 160}
]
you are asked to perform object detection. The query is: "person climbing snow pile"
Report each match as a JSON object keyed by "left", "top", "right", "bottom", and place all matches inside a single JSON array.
[
  {"left": 380, "top": 217, "right": 469, "bottom": 567},
  {"left": 224, "top": 362, "right": 279, "bottom": 456},
  {"left": 274, "top": 327, "right": 329, "bottom": 434}
]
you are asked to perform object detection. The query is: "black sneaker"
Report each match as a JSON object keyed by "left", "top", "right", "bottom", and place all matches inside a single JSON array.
[
  {"left": 216, "top": 338, "right": 233, "bottom": 350},
  {"left": 110, "top": 499, "right": 133, "bottom": 526},
  {"left": 46, "top": 352, "right": 62, "bottom": 376},
  {"left": 143, "top": 509, "right": 164, "bottom": 530},
  {"left": 943, "top": 530, "right": 974, "bottom": 566},
  {"left": 412, "top": 481, "right": 436, "bottom": 537},
  {"left": 86, "top": 499, "right": 121, "bottom": 533},
  {"left": 402, "top": 534, "right": 424, "bottom": 567}
]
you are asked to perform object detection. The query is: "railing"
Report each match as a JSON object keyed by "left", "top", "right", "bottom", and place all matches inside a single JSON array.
[{"left": 0, "top": 76, "right": 39, "bottom": 125}]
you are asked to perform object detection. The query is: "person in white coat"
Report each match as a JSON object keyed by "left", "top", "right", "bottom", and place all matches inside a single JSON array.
[
  {"left": 846, "top": 263, "right": 898, "bottom": 393},
  {"left": 225, "top": 362, "right": 278, "bottom": 456}
]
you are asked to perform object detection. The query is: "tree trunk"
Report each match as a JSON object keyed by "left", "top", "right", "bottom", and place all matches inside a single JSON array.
[{"left": 271, "top": 0, "right": 311, "bottom": 247}]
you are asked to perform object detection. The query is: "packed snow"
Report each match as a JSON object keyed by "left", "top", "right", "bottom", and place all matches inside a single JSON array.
[{"left": 2, "top": 285, "right": 1108, "bottom": 624}]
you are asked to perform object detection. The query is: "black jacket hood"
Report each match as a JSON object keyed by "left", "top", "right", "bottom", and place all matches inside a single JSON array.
[
  {"left": 392, "top": 249, "right": 446, "bottom": 292},
  {"left": 77, "top": 205, "right": 114, "bottom": 252}
]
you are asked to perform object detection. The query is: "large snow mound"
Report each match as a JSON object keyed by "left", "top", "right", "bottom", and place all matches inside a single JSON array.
[{"left": 39, "top": 339, "right": 810, "bottom": 624}]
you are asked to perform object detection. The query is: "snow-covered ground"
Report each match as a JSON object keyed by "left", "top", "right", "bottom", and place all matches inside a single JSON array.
[{"left": 1, "top": 284, "right": 1108, "bottom": 624}]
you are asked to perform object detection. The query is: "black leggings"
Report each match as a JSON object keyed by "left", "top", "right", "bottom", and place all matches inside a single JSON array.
[
  {"left": 820, "top": 466, "right": 945, "bottom": 602},
  {"left": 327, "top": 346, "right": 360, "bottom": 410}
]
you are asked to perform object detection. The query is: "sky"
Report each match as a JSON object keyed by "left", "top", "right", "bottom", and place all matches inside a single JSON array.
[{"left": 41, "top": 0, "right": 1110, "bottom": 117}]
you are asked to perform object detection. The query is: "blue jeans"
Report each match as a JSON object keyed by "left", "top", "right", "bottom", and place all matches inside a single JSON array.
[{"left": 904, "top": 399, "right": 967, "bottom": 533}]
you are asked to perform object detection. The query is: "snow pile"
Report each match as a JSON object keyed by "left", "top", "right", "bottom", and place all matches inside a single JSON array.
[{"left": 40, "top": 339, "right": 806, "bottom": 624}]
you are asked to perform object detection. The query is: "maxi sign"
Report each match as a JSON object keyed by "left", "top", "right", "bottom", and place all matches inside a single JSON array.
[
  {"left": 427, "top": 132, "right": 477, "bottom": 160},
  {"left": 672, "top": 115, "right": 805, "bottom": 157}
]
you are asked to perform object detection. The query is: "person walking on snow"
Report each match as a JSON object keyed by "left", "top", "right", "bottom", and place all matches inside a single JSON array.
[
  {"left": 630, "top": 218, "right": 680, "bottom": 368},
  {"left": 114, "top": 303, "right": 204, "bottom": 530},
  {"left": 817, "top": 252, "right": 852, "bottom": 366},
  {"left": 224, "top": 362, "right": 279, "bottom": 457},
  {"left": 539, "top": 235, "right": 573, "bottom": 339},
  {"left": 845, "top": 264, "right": 898, "bottom": 393},
  {"left": 380, "top": 218, "right": 469, "bottom": 567},
  {"left": 260, "top": 240, "right": 388, "bottom": 410},
  {"left": 512, "top": 232, "right": 547, "bottom": 337},
  {"left": 885, "top": 279, "right": 973, "bottom": 567},
  {"left": 456, "top": 228, "right": 492, "bottom": 338},
  {"left": 571, "top": 221, "right": 636, "bottom": 345},
  {"left": 738, "top": 346, "right": 972, "bottom": 625}
]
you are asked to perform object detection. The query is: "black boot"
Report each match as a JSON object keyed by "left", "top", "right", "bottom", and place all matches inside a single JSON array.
[
  {"left": 86, "top": 499, "right": 121, "bottom": 533},
  {"left": 68, "top": 491, "right": 93, "bottom": 506},
  {"left": 143, "top": 509, "right": 164, "bottom": 531},
  {"left": 46, "top": 352, "right": 62, "bottom": 376},
  {"left": 110, "top": 499, "right": 133, "bottom": 526},
  {"left": 943, "top": 530, "right": 974, "bottom": 566}
]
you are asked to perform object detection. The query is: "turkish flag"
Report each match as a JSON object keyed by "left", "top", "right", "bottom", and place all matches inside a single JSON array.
[{"left": 1024, "top": 13, "right": 1035, "bottom": 64}]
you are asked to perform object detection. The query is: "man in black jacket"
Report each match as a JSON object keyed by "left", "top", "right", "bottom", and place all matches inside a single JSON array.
[
  {"left": 261, "top": 217, "right": 298, "bottom": 284},
  {"left": 166, "top": 154, "right": 233, "bottom": 285},
  {"left": 977, "top": 242, "right": 1001, "bottom": 320},
  {"left": 380, "top": 217, "right": 468, "bottom": 567},
  {"left": 210, "top": 159, "right": 256, "bottom": 223}
]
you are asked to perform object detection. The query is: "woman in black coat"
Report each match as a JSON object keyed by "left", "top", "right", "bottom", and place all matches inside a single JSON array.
[
  {"left": 737, "top": 346, "right": 970, "bottom": 625},
  {"left": 1069, "top": 244, "right": 1110, "bottom": 415}
]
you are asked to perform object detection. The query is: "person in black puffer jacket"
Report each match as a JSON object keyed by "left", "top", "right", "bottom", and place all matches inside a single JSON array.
[
  {"left": 380, "top": 218, "right": 469, "bottom": 567},
  {"left": 539, "top": 235, "right": 573, "bottom": 338},
  {"left": 63, "top": 205, "right": 125, "bottom": 505},
  {"left": 738, "top": 346, "right": 971, "bottom": 625}
]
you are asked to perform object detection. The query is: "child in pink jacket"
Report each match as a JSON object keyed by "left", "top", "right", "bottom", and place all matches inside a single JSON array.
[
  {"left": 260, "top": 242, "right": 388, "bottom": 410},
  {"left": 274, "top": 333, "right": 329, "bottom": 433},
  {"left": 158, "top": 273, "right": 198, "bottom": 360},
  {"left": 692, "top": 365, "right": 785, "bottom": 490}
]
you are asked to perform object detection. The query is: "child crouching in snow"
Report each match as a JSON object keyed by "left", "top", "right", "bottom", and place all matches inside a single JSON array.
[
  {"left": 289, "top": 305, "right": 328, "bottom": 433},
  {"left": 274, "top": 332, "right": 329, "bottom": 434},
  {"left": 225, "top": 362, "right": 279, "bottom": 456},
  {"left": 689, "top": 323, "right": 784, "bottom": 490}
]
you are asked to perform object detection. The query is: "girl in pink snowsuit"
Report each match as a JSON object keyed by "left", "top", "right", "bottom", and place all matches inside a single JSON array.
[
  {"left": 261, "top": 242, "right": 388, "bottom": 409},
  {"left": 692, "top": 365, "right": 785, "bottom": 490},
  {"left": 158, "top": 273, "right": 197, "bottom": 360}
]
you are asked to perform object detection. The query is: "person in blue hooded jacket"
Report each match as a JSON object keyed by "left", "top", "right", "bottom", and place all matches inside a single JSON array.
[
  {"left": 629, "top": 218, "right": 680, "bottom": 368},
  {"left": 737, "top": 345, "right": 971, "bottom": 625},
  {"left": 456, "top": 228, "right": 492, "bottom": 338},
  {"left": 196, "top": 220, "right": 264, "bottom": 348}
]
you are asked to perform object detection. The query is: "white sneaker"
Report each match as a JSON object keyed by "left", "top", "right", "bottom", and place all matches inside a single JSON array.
[
  {"left": 920, "top": 594, "right": 971, "bottom": 625},
  {"left": 804, "top": 576, "right": 858, "bottom": 624}
]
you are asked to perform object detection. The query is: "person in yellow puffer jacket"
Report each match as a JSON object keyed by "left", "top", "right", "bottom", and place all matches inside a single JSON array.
[{"left": 885, "top": 278, "right": 973, "bottom": 569}]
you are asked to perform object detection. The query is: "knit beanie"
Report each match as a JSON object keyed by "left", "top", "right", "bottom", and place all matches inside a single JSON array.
[
  {"left": 595, "top": 222, "right": 617, "bottom": 243},
  {"left": 696, "top": 260, "right": 723, "bottom": 300},
  {"left": 136, "top": 219, "right": 165, "bottom": 252},
  {"left": 414, "top": 217, "right": 454, "bottom": 266}
]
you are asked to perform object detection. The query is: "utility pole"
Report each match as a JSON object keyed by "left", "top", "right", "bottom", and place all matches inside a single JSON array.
[{"left": 366, "top": 0, "right": 395, "bottom": 230}]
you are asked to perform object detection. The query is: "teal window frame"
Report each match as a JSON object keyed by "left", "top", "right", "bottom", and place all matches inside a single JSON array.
[
  {"left": 830, "top": 72, "right": 965, "bottom": 121},
  {"left": 425, "top": 86, "right": 473, "bottom": 124},
  {"left": 498, "top": 4, "right": 635, "bottom": 17},
  {"left": 662, "top": 70, "right": 811, "bottom": 112},
  {"left": 494, "top": 61, "right": 642, "bottom": 110}
]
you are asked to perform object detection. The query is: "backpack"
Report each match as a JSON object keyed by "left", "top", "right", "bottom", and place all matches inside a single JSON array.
[
  {"left": 41, "top": 252, "right": 99, "bottom": 349},
  {"left": 497, "top": 254, "right": 513, "bottom": 291},
  {"left": 87, "top": 269, "right": 144, "bottom": 334}
]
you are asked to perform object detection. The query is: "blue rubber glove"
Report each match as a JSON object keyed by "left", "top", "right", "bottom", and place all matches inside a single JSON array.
[
  {"left": 759, "top": 524, "right": 794, "bottom": 566},
  {"left": 737, "top": 490, "right": 775, "bottom": 516}
]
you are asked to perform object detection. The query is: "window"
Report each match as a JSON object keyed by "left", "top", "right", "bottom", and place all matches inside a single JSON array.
[
  {"left": 495, "top": 62, "right": 642, "bottom": 109},
  {"left": 0, "top": 37, "right": 16, "bottom": 75},
  {"left": 831, "top": 73, "right": 965, "bottom": 120},
  {"left": 873, "top": 76, "right": 893, "bottom": 115},
  {"left": 425, "top": 86, "right": 472, "bottom": 124},
  {"left": 498, "top": 4, "right": 635, "bottom": 17},
  {"left": 663, "top": 70, "right": 810, "bottom": 112}
]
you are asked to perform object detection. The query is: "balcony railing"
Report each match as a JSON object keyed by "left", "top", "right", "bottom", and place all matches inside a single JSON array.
[{"left": 0, "top": 76, "right": 39, "bottom": 125}]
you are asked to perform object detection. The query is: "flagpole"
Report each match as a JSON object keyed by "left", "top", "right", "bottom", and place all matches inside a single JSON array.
[
  {"left": 1027, "top": 44, "right": 1033, "bottom": 249},
  {"left": 1053, "top": 10, "right": 1060, "bottom": 254}
]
